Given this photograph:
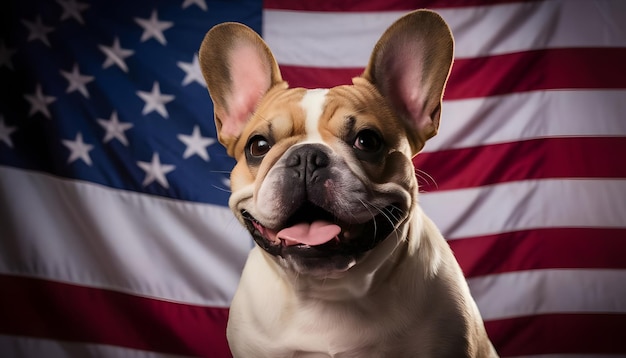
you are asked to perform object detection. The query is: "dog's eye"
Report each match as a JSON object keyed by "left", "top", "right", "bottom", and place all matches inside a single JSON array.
[
  {"left": 353, "top": 129, "right": 383, "bottom": 153},
  {"left": 247, "top": 135, "right": 272, "bottom": 157}
]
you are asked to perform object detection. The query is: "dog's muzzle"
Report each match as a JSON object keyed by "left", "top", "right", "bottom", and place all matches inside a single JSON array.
[{"left": 241, "top": 202, "right": 404, "bottom": 272}]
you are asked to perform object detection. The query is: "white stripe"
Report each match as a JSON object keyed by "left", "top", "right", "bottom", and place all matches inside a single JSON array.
[
  {"left": 264, "top": 10, "right": 398, "bottom": 67},
  {"left": 0, "top": 165, "right": 249, "bottom": 307},
  {"left": 441, "top": 0, "right": 626, "bottom": 59},
  {"left": 419, "top": 178, "right": 626, "bottom": 240},
  {"left": 0, "top": 335, "right": 189, "bottom": 358},
  {"left": 427, "top": 89, "right": 626, "bottom": 152},
  {"left": 263, "top": 0, "right": 626, "bottom": 67},
  {"left": 301, "top": 88, "right": 328, "bottom": 143},
  {"left": 469, "top": 269, "right": 626, "bottom": 321}
]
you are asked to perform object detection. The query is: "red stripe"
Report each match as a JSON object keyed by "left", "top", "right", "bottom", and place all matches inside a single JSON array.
[
  {"left": 485, "top": 313, "right": 626, "bottom": 356},
  {"left": 278, "top": 48, "right": 626, "bottom": 96},
  {"left": 6, "top": 279, "right": 625, "bottom": 357},
  {"left": 449, "top": 228, "right": 626, "bottom": 278},
  {"left": 0, "top": 275, "right": 232, "bottom": 357},
  {"left": 414, "top": 137, "right": 626, "bottom": 192},
  {"left": 449, "top": 48, "right": 626, "bottom": 99},
  {"left": 264, "top": 0, "right": 542, "bottom": 11},
  {"left": 279, "top": 66, "right": 363, "bottom": 90}
]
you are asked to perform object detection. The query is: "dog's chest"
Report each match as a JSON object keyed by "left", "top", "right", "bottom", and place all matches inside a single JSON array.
[
  {"left": 262, "top": 306, "right": 396, "bottom": 358},
  {"left": 233, "top": 279, "right": 418, "bottom": 357}
]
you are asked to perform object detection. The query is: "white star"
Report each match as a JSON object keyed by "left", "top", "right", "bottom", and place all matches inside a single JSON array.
[
  {"left": 136, "top": 81, "right": 175, "bottom": 118},
  {"left": 97, "top": 111, "right": 133, "bottom": 146},
  {"left": 0, "top": 40, "right": 17, "bottom": 70},
  {"left": 56, "top": 0, "right": 90, "bottom": 24},
  {"left": 0, "top": 115, "right": 17, "bottom": 148},
  {"left": 182, "top": 0, "right": 207, "bottom": 11},
  {"left": 22, "top": 15, "right": 54, "bottom": 47},
  {"left": 99, "top": 37, "right": 134, "bottom": 73},
  {"left": 62, "top": 132, "right": 94, "bottom": 165},
  {"left": 24, "top": 84, "right": 56, "bottom": 119},
  {"left": 60, "top": 63, "right": 94, "bottom": 98},
  {"left": 177, "top": 54, "right": 206, "bottom": 87},
  {"left": 178, "top": 125, "right": 215, "bottom": 161},
  {"left": 134, "top": 10, "right": 173, "bottom": 45},
  {"left": 137, "top": 152, "right": 176, "bottom": 188}
]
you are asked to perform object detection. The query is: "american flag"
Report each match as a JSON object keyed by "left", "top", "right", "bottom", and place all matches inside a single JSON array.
[{"left": 1, "top": 0, "right": 625, "bottom": 357}]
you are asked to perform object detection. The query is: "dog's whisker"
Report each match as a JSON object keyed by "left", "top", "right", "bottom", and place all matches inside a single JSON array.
[
  {"left": 210, "top": 184, "right": 232, "bottom": 193},
  {"left": 360, "top": 200, "right": 407, "bottom": 247},
  {"left": 415, "top": 168, "right": 438, "bottom": 191},
  {"left": 376, "top": 205, "right": 406, "bottom": 240},
  {"left": 364, "top": 201, "right": 403, "bottom": 227},
  {"left": 209, "top": 170, "right": 233, "bottom": 174},
  {"left": 384, "top": 203, "right": 405, "bottom": 221},
  {"left": 358, "top": 199, "right": 379, "bottom": 221},
  {"left": 357, "top": 199, "right": 383, "bottom": 246}
]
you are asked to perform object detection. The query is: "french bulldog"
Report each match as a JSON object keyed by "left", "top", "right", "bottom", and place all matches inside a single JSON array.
[{"left": 199, "top": 9, "right": 498, "bottom": 358}]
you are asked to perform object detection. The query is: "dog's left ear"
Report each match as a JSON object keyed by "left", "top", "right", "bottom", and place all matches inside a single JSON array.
[{"left": 361, "top": 10, "right": 454, "bottom": 155}]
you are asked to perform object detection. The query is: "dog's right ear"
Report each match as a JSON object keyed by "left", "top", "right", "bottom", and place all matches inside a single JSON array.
[
  {"left": 361, "top": 10, "right": 454, "bottom": 156},
  {"left": 199, "top": 23, "right": 284, "bottom": 156}
]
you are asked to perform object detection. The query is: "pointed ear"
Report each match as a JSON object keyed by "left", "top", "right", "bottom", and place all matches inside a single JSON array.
[
  {"left": 362, "top": 10, "right": 454, "bottom": 155},
  {"left": 199, "top": 22, "right": 284, "bottom": 156}
]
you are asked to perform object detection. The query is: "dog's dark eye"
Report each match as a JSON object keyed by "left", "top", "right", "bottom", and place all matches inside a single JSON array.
[
  {"left": 247, "top": 135, "right": 272, "bottom": 158},
  {"left": 353, "top": 129, "right": 383, "bottom": 153}
]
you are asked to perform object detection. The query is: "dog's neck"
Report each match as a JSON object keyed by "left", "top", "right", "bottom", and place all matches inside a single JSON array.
[{"left": 261, "top": 210, "right": 441, "bottom": 302}]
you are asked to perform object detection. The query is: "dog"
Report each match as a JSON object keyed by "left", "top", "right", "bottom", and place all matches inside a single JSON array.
[{"left": 199, "top": 9, "right": 498, "bottom": 358}]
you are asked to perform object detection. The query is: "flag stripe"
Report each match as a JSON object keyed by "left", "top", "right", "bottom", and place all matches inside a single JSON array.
[
  {"left": 0, "top": 335, "right": 188, "bottom": 358},
  {"left": 449, "top": 228, "right": 626, "bottom": 278},
  {"left": 427, "top": 90, "right": 626, "bottom": 153},
  {"left": 485, "top": 314, "right": 626, "bottom": 356},
  {"left": 264, "top": 0, "right": 626, "bottom": 67},
  {"left": 414, "top": 137, "right": 626, "bottom": 191},
  {"left": 3, "top": 270, "right": 625, "bottom": 357},
  {"left": 419, "top": 178, "right": 626, "bottom": 240},
  {"left": 263, "top": 0, "right": 544, "bottom": 11},
  {"left": 0, "top": 274, "right": 229, "bottom": 357},
  {"left": 443, "top": 0, "right": 626, "bottom": 59},
  {"left": 277, "top": 48, "right": 626, "bottom": 93},
  {"left": 275, "top": 66, "right": 362, "bottom": 90},
  {"left": 469, "top": 269, "right": 626, "bottom": 320},
  {"left": 0, "top": 165, "right": 247, "bottom": 307},
  {"left": 447, "top": 48, "right": 626, "bottom": 99}
]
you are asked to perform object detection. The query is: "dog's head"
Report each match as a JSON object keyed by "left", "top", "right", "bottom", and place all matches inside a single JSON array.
[{"left": 199, "top": 10, "right": 453, "bottom": 277}]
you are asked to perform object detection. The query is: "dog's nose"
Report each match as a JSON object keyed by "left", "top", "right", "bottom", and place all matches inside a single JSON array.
[{"left": 286, "top": 144, "right": 330, "bottom": 182}]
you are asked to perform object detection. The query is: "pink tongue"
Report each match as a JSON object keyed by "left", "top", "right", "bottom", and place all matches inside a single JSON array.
[{"left": 277, "top": 221, "right": 341, "bottom": 246}]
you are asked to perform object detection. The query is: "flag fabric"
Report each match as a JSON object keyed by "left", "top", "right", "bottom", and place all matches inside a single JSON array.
[
  {"left": 1, "top": 0, "right": 625, "bottom": 357},
  {"left": 0, "top": 1, "right": 258, "bottom": 357}
]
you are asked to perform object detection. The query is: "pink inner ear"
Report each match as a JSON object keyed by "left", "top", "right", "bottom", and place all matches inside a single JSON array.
[
  {"left": 221, "top": 44, "right": 272, "bottom": 139},
  {"left": 386, "top": 47, "right": 429, "bottom": 128}
]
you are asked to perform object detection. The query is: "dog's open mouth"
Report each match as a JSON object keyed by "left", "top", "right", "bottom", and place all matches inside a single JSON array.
[{"left": 241, "top": 202, "right": 404, "bottom": 261}]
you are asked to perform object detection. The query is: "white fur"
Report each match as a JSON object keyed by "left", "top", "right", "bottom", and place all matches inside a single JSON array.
[
  {"left": 300, "top": 89, "right": 328, "bottom": 143},
  {"left": 227, "top": 208, "right": 497, "bottom": 357}
]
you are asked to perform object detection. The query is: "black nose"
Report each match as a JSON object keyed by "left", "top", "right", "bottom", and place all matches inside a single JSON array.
[{"left": 285, "top": 144, "right": 330, "bottom": 183}]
